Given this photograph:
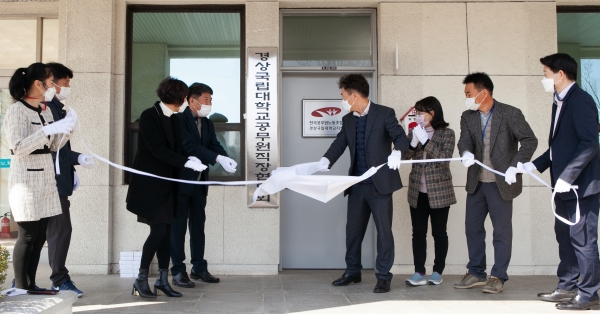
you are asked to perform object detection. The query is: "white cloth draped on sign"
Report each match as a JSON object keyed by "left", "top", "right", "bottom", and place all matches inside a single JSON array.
[{"left": 253, "top": 162, "right": 385, "bottom": 203}]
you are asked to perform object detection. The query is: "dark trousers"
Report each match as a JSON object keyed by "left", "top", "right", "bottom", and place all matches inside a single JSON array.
[
  {"left": 170, "top": 188, "right": 208, "bottom": 276},
  {"left": 140, "top": 223, "right": 171, "bottom": 270},
  {"left": 346, "top": 183, "right": 394, "bottom": 281},
  {"left": 13, "top": 217, "right": 49, "bottom": 289},
  {"left": 465, "top": 182, "right": 513, "bottom": 282},
  {"left": 410, "top": 192, "right": 450, "bottom": 274},
  {"left": 554, "top": 193, "right": 600, "bottom": 302},
  {"left": 46, "top": 195, "right": 72, "bottom": 286}
]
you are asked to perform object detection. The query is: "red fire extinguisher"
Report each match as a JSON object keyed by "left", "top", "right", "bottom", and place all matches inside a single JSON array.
[{"left": 0, "top": 212, "right": 11, "bottom": 238}]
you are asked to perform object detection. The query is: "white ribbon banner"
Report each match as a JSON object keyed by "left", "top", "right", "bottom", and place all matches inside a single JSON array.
[{"left": 57, "top": 109, "right": 579, "bottom": 224}]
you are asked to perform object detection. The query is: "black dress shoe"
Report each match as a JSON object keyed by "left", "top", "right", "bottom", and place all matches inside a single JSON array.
[
  {"left": 190, "top": 270, "right": 220, "bottom": 283},
  {"left": 556, "top": 295, "right": 599, "bottom": 310},
  {"left": 373, "top": 279, "right": 391, "bottom": 293},
  {"left": 538, "top": 288, "right": 577, "bottom": 302},
  {"left": 332, "top": 273, "right": 361, "bottom": 286},
  {"left": 172, "top": 272, "right": 195, "bottom": 288}
]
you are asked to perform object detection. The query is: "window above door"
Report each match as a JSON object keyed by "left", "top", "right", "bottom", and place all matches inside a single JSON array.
[{"left": 280, "top": 10, "right": 376, "bottom": 71}]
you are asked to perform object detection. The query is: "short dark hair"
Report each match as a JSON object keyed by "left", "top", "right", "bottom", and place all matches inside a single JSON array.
[
  {"left": 46, "top": 62, "right": 73, "bottom": 80},
  {"left": 338, "top": 74, "right": 369, "bottom": 98},
  {"left": 9, "top": 62, "right": 52, "bottom": 101},
  {"left": 156, "top": 77, "right": 188, "bottom": 106},
  {"left": 188, "top": 83, "right": 213, "bottom": 99},
  {"left": 414, "top": 96, "right": 449, "bottom": 130},
  {"left": 540, "top": 53, "right": 577, "bottom": 81},
  {"left": 463, "top": 72, "right": 494, "bottom": 95}
]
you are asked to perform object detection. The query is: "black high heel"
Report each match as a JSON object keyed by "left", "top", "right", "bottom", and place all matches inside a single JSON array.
[
  {"left": 132, "top": 269, "right": 156, "bottom": 298},
  {"left": 154, "top": 269, "right": 182, "bottom": 297}
]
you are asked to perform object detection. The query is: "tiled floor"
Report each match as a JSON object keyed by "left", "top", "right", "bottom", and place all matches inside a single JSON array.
[{"left": 3, "top": 263, "right": 587, "bottom": 313}]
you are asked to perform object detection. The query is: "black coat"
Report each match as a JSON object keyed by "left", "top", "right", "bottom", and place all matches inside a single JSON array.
[
  {"left": 532, "top": 83, "right": 600, "bottom": 200},
  {"left": 126, "top": 102, "right": 188, "bottom": 220},
  {"left": 323, "top": 102, "right": 409, "bottom": 195},
  {"left": 176, "top": 107, "right": 228, "bottom": 196},
  {"left": 46, "top": 98, "right": 81, "bottom": 196}
]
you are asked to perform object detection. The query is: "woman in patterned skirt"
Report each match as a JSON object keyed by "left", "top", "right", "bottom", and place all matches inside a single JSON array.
[{"left": 4, "top": 63, "right": 76, "bottom": 290}]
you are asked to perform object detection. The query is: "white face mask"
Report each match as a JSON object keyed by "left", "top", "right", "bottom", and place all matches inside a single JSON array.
[
  {"left": 342, "top": 94, "right": 356, "bottom": 112},
  {"left": 415, "top": 115, "right": 428, "bottom": 127},
  {"left": 39, "top": 84, "right": 56, "bottom": 102},
  {"left": 198, "top": 104, "right": 211, "bottom": 118},
  {"left": 192, "top": 99, "right": 211, "bottom": 117},
  {"left": 55, "top": 86, "right": 71, "bottom": 101},
  {"left": 179, "top": 101, "right": 188, "bottom": 113},
  {"left": 541, "top": 73, "right": 561, "bottom": 93},
  {"left": 465, "top": 90, "right": 484, "bottom": 111}
]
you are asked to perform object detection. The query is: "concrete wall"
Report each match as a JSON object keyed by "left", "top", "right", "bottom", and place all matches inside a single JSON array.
[
  {"left": 57, "top": 0, "right": 115, "bottom": 274},
  {"left": 1, "top": 0, "right": 584, "bottom": 276},
  {"left": 378, "top": 1, "right": 559, "bottom": 275}
]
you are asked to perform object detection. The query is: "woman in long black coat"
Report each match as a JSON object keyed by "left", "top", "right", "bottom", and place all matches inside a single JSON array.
[{"left": 126, "top": 77, "right": 206, "bottom": 298}]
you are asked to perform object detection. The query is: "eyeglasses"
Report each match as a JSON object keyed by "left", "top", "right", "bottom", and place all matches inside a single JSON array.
[{"left": 415, "top": 109, "right": 432, "bottom": 115}]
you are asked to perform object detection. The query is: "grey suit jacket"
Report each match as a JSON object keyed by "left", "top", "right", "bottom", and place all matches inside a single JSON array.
[
  {"left": 457, "top": 100, "right": 538, "bottom": 201},
  {"left": 323, "top": 102, "right": 409, "bottom": 196}
]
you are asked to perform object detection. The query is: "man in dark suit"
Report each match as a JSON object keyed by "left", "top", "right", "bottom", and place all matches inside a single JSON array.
[
  {"left": 456, "top": 73, "right": 537, "bottom": 294},
  {"left": 316, "top": 74, "right": 409, "bottom": 293},
  {"left": 170, "top": 83, "right": 237, "bottom": 287},
  {"left": 45, "top": 63, "right": 95, "bottom": 297},
  {"left": 522, "top": 54, "right": 600, "bottom": 310}
]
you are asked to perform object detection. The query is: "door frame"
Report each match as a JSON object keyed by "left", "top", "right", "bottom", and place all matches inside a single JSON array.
[{"left": 278, "top": 8, "right": 378, "bottom": 271}]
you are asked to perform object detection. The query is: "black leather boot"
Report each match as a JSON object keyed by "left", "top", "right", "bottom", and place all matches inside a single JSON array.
[
  {"left": 132, "top": 269, "right": 156, "bottom": 298},
  {"left": 154, "top": 269, "right": 182, "bottom": 297}
]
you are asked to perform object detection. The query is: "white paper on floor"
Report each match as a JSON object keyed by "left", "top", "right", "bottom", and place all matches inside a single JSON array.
[{"left": 1, "top": 288, "right": 28, "bottom": 296}]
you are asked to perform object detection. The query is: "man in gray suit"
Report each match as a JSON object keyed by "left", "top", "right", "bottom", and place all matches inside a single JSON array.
[
  {"left": 315, "top": 74, "right": 409, "bottom": 293},
  {"left": 455, "top": 73, "right": 537, "bottom": 294}
]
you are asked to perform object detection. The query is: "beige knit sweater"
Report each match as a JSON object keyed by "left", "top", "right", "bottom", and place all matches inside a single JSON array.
[{"left": 3, "top": 100, "right": 70, "bottom": 222}]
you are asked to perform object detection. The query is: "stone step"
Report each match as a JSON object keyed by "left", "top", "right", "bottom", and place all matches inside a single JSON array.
[{"left": 0, "top": 290, "right": 78, "bottom": 314}]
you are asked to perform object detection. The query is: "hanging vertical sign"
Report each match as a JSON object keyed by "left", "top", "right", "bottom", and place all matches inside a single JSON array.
[{"left": 247, "top": 47, "right": 279, "bottom": 208}]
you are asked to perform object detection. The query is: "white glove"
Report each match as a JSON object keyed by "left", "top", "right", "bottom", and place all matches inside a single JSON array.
[
  {"left": 66, "top": 108, "right": 78, "bottom": 123},
  {"left": 554, "top": 178, "right": 572, "bottom": 193},
  {"left": 77, "top": 154, "right": 95, "bottom": 169},
  {"left": 461, "top": 151, "right": 475, "bottom": 168},
  {"left": 504, "top": 166, "right": 518, "bottom": 185},
  {"left": 73, "top": 171, "right": 80, "bottom": 191},
  {"left": 316, "top": 157, "right": 330, "bottom": 172},
  {"left": 516, "top": 162, "right": 536, "bottom": 173},
  {"left": 184, "top": 156, "right": 207, "bottom": 172},
  {"left": 216, "top": 155, "right": 237, "bottom": 174},
  {"left": 387, "top": 150, "right": 402, "bottom": 170},
  {"left": 410, "top": 131, "right": 419, "bottom": 148},
  {"left": 412, "top": 125, "right": 429, "bottom": 145},
  {"left": 42, "top": 115, "right": 75, "bottom": 135}
]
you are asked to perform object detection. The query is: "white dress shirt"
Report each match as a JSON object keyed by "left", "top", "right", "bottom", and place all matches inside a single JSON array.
[
  {"left": 353, "top": 101, "right": 371, "bottom": 117},
  {"left": 553, "top": 82, "right": 575, "bottom": 136},
  {"left": 550, "top": 82, "right": 576, "bottom": 161}
]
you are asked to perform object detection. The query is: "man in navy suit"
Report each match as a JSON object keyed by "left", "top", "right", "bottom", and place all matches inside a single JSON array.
[
  {"left": 521, "top": 53, "right": 600, "bottom": 310},
  {"left": 316, "top": 74, "right": 409, "bottom": 293},
  {"left": 170, "top": 83, "right": 238, "bottom": 287}
]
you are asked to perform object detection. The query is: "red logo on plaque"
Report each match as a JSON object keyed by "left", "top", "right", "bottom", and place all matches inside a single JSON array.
[{"left": 311, "top": 107, "right": 342, "bottom": 117}]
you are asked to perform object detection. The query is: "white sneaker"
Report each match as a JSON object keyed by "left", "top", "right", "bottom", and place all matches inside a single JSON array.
[
  {"left": 405, "top": 272, "right": 427, "bottom": 286},
  {"left": 428, "top": 271, "right": 443, "bottom": 285}
]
